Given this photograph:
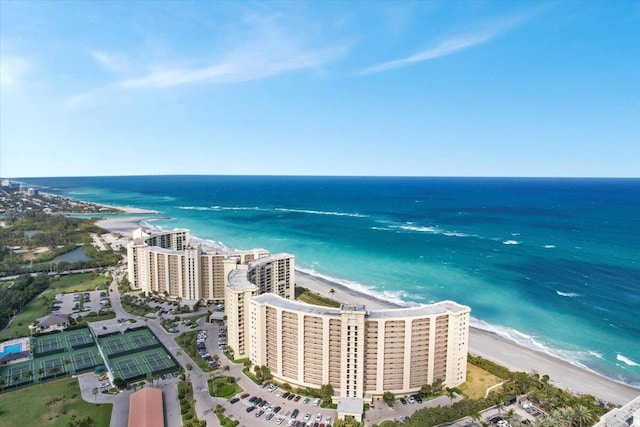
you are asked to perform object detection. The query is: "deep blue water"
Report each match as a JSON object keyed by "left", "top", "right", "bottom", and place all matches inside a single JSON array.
[{"left": 17, "top": 175, "right": 640, "bottom": 386}]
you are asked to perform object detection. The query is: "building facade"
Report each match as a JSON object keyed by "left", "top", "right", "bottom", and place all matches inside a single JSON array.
[
  {"left": 126, "top": 228, "right": 271, "bottom": 302},
  {"left": 248, "top": 294, "right": 470, "bottom": 402}
]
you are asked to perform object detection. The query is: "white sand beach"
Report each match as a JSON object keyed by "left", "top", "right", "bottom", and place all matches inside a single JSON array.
[{"left": 96, "top": 216, "right": 640, "bottom": 406}]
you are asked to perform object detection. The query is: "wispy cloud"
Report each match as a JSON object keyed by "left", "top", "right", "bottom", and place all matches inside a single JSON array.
[
  {"left": 90, "top": 50, "right": 130, "bottom": 74},
  {"left": 118, "top": 43, "right": 347, "bottom": 89},
  {"left": 0, "top": 56, "right": 30, "bottom": 87},
  {"left": 69, "top": 10, "right": 350, "bottom": 108},
  {"left": 357, "top": 10, "right": 538, "bottom": 76}
]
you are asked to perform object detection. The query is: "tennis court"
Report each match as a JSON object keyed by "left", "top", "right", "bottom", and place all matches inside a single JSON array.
[
  {"left": 66, "top": 330, "right": 92, "bottom": 348},
  {"left": 41, "top": 357, "right": 65, "bottom": 374},
  {"left": 143, "top": 351, "right": 173, "bottom": 372},
  {"left": 130, "top": 333, "right": 155, "bottom": 348},
  {"left": 7, "top": 363, "right": 33, "bottom": 382},
  {"left": 72, "top": 351, "right": 97, "bottom": 371},
  {"left": 35, "top": 335, "right": 63, "bottom": 353},
  {"left": 102, "top": 337, "right": 128, "bottom": 355},
  {"left": 115, "top": 358, "right": 144, "bottom": 380}
]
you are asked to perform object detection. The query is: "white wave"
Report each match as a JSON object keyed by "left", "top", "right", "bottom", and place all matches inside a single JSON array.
[
  {"left": 502, "top": 240, "right": 520, "bottom": 245},
  {"left": 470, "top": 318, "right": 607, "bottom": 375},
  {"left": 589, "top": 351, "right": 604, "bottom": 359},
  {"left": 191, "top": 236, "right": 232, "bottom": 252},
  {"left": 443, "top": 231, "right": 470, "bottom": 237},
  {"left": 177, "top": 206, "right": 216, "bottom": 211},
  {"left": 274, "top": 208, "right": 367, "bottom": 218},
  {"left": 296, "top": 266, "right": 410, "bottom": 308},
  {"left": 544, "top": 244, "right": 556, "bottom": 249},
  {"left": 398, "top": 225, "right": 439, "bottom": 233},
  {"left": 556, "top": 291, "right": 582, "bottom": 298},
  {"left": 617, "top": 354, "right": 639, "bottom": 367}
]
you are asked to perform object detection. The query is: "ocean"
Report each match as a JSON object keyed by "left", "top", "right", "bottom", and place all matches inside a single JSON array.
[{"left": 17, "top": 175, "right": 640, "bottom": 387}]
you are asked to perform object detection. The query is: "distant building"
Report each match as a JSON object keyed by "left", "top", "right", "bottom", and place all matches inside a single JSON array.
[
  {"left": 128, "top": 387, "right": 164, "bottom": 427},
  {"left": 126, "top": 227, "right": 272, "bottom": 302},
  {"left": 27, "top": 188, "right": 38, "bottom": 196},
  {"left": 1, "top": 179, "right": 10, "bottom": 187}
]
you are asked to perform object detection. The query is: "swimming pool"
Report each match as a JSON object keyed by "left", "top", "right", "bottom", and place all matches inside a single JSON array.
[{"left": 0, "top": 343, "right": 23, "bottom": 357}]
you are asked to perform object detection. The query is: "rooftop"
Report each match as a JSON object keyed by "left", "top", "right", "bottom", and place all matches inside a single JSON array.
[
  {"left": 228, "top": 269, "right": 258, "bottom": 292},
  {"left": 250, "top": 294, "right": 470, "bottom": 319}
]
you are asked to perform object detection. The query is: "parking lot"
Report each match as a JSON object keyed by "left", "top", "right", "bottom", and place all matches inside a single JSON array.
[
  {"left": 222, "top": 384, "right": 336, "bottom": 427},
  {"left": 53, "top": 290, "right": 110, "bottom": 315}
]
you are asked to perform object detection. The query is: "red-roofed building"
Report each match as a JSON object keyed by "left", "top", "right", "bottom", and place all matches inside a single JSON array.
[{"left": 128, "top": 387, "right": 164, "bottom": 427}]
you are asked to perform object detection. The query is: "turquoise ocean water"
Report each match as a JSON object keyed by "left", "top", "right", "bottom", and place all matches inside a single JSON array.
[{"left": 17, "top": 176, "right": 640, "bottom": 387}]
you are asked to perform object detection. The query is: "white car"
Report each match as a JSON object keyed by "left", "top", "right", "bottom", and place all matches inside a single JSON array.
[
  {"left": 312, "top": 398, "right": 321, "bottom": 407},
  {"left": 316, "top": 413, "right": 322, "bottom": 422},
  {"left": 276, "top": 417, "right": 284, "bottom": 425},
  {"left": 303, "top": 413, "right": 311, "bottom": 422}
]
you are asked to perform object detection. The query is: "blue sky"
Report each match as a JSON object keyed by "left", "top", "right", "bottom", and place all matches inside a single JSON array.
[{"left": 1, "top": 1, "right": 638, "bottom": 178}]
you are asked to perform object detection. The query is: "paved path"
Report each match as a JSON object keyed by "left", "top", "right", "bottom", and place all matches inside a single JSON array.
[{"left": 86, "top": 266, "right": 469, "bottom": 427}]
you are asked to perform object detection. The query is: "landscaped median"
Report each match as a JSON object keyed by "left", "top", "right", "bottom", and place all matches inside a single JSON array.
[{"left": 208, "top": 375, "right": 243, "bottom": 398}]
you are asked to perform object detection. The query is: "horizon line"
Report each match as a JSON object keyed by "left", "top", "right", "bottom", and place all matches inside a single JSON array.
[{"left": 5, "top": 174, "right": 639, "bottom": 180}]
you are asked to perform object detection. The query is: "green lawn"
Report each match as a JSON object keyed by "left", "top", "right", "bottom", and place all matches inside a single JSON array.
[
  {"left": 295, "top": 287, "right": 341, "bottom": 308},
  {"left": 0, "top": 377, "right": 111, "bottom": 427},
  {"left": 0, "top": 272, "right": 112, "bottom": 340},
  {"left": 208, "top": 376, "right": 243, "bottom": 398}
]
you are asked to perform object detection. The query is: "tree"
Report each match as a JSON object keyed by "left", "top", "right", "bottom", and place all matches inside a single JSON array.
[
  {"left": 92, "top": 387, "right": 98, "bottom": 404},
  {"left": 571, "top": 404, "right": 596, "bottom": 427},
  {"left": 383, "top": 391, "right": 395, "bottom": 407},
  {"left": 329, "top": 288, "right": 335, "bottom": 297},
  {"left": 320, "top": 384, "right": 334, "bottom": 406},
  {"left": 420, "top": 383, "right": 433, "bottom": 397},
  {"left": 0, "top": 377, "right": 5, "bottom": 391},
  {"left": 50, "top": 366, "right": 61, "bottom": 378},
  {"left": 113, "top": 377, "right": 126, "bottom": 388}
]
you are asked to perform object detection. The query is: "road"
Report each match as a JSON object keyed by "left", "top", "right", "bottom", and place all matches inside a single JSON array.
[{"left": 80, "top": 267, "right": 467, "bottom": 427}]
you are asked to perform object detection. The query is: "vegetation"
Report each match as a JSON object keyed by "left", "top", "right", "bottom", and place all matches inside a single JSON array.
[
  {"left": 0, "top": 274, "right": 50, "bottom": 332},
  {"left": 0, "top": 377, "right": 111, "bottom": 427},
  {"left": 177, "top": 379, "right": 206, "bottom": 427},
  {"left": 458, "top": 362, "right": 503, "bottom": 400},
  {"left": 295, "top": 286, "right": 341, "bottom": 308},
  {"left": 0, "top": 211, "right": 120, "bottom": 276},
  {"left": 399, "top": 356, "right": 608, "bottom": 427},
  {"left": 0, "top": 272, "right": 113, "bottom": 340},
  {"left": 208, "top": 376, "right": 242, "bottom": 398}
]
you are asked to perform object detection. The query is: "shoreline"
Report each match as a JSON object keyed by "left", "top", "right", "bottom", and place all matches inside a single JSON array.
[{"left": 95, "top": 215, "right": 639, "bottom": 405}]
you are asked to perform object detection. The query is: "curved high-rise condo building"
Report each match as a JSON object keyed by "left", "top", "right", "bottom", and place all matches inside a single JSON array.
[{"left": 126, "top": 227, "right": 470, "bottom": 420}]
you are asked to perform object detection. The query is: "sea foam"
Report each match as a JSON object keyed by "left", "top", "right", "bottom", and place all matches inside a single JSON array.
[
  {"left": 556, "top": 291, "right": 582, "bottom": 298},
  {"left": 617, "top": 354, "right": 639, "bottom": 367}
]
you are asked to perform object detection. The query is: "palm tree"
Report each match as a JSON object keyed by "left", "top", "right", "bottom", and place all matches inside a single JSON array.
[
  {"left": 0, "top": 377, "right": 6, "bottom": 391},
  {"left": 446, "top": 387, "right": 457, "bottom": 404},
  {"left": 92, "top": 387, "right": 98, "bottom": 404},
  {"left": 64, "top": 359, "right": 72, "bottom": 373},
  {"left": 50, "top": 366, "right": 61, "bottom": 378},
  {"left": 329, "top": 288, "right": 335, "bottom": 297},
  {"left": 571, "top": 404, "right": 596, "bottom": 427},
  {"left": 24, "top": 370, "right": 34, "bottom": 382}
]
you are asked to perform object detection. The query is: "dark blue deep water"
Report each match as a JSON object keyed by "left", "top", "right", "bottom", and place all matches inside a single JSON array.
[{"left": 18, "top": 176, "right": 640, "bottom": 386}]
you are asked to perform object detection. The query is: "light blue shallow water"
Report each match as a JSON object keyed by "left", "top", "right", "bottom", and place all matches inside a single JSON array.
[{"left": 18, "top": 176, "right": 640, "bottom": 387}]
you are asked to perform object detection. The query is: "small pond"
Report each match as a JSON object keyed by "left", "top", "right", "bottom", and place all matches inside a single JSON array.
[{"left": 52, "top": 246, "right": 92, "bottom": 263}]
